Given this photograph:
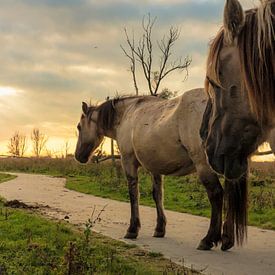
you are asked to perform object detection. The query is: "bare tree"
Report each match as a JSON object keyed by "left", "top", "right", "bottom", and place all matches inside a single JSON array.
[
  {"left": 121, "top": 14, "right": 191, "bottom": 96},
  {"left": 7, "top": 132, "right": 27, "bottom": 157},
  {"left": 31, "top": 128, "right": 48, "bottom": 157}
]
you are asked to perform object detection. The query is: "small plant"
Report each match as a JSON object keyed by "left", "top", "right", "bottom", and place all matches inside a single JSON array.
[
  {"left": 250, "top": 179, "right": 266, "bottom": 187},
  {"left": 148, "top": 251, "right": 163, "bottom": 258},
  {"left": 23, "top": 226, "right": 33, "bottom": 246},
  {"left": 84, "top": 204, "right": 108, "bottom": 244},
  {"left": 250, "top": 187, "right": 274, "bottom": 213},
  {"left": 4, "top": 208, "right": 9, "bottom": 220},
  {"left": 64, "top": 241, "right": 79, "bottom": 275},
  {"left": 0, "top": 264, "right": 7, "bottom": 275}
]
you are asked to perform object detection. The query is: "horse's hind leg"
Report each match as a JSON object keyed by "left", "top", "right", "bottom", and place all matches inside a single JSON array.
[
  {"left": 122, "top": 157, "right": 141, "bottom": 239},
  {"left": 151, "top": 174, "right": 166, "bottom": 237},
  {"left": 196, "top": 164, "right": 223, "bottom": 250}
]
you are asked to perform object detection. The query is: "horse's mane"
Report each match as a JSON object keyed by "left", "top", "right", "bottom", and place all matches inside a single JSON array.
[
  {"left": 206, "top": 0, "right": 275, "bottom": 125},
  {"left": 91, "top": 95, "right": 145, "bottom": 131}
]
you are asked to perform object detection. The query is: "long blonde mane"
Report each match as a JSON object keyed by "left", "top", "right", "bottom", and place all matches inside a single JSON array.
[{"left": 206, "top": 0, "right": 275, "bottom": 125}]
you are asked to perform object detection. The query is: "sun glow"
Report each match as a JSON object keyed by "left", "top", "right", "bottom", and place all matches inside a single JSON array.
[{"left": 0, "top": 86, "right": 19, "bottom": 96}]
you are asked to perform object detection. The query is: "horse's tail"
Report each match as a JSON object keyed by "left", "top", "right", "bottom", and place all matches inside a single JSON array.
[{"left": 224, "top": 175, "right": 248, "bottom": 245}]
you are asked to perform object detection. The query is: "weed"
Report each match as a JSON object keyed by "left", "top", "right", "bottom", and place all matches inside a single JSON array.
[{"left": 148, "top": 251, "right": 163, "bottom": 257}]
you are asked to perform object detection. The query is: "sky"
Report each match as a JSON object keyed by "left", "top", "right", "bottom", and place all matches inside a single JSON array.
[{"left": 1, "top": 0, "right": 272, "bottom": 158}]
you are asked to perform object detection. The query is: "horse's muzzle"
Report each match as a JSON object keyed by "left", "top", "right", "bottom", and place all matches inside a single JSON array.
[{"left": 74, "top": 144, "right": 94, "bottom": 164}]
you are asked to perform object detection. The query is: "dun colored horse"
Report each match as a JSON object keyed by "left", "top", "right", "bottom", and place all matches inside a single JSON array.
[
  {"left": 75, "top": 88, "right": 246, "bottom": 251},
  {"left": 200, "top": 0, "right": 274, "bottom": 249}
]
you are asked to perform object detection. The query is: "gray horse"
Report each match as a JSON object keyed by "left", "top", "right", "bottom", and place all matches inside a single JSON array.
[
  {"left": 200, "top": 0, "right": 274, "bottom": 249},
  {"left": 75, "top": 88, "right": 245, "bottom": 251}
]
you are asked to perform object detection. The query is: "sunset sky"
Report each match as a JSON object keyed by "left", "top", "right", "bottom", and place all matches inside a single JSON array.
[{"left": 1, "top": 0, "right": 272, "bottom": 159}]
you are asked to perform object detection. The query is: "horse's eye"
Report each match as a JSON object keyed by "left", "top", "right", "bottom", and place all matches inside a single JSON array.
[{"left": 77, "top": 124, "right": 81, "bottom": 131}]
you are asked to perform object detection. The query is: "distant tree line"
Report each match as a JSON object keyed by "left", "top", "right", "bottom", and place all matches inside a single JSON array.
[{"left": 7, "top": 128, "right": 72, "bottom": 158}]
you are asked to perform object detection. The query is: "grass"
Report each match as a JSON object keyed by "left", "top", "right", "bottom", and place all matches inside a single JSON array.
[
  {"left": 0, "top": 157, "right": 274, "bottom": 230},
  {"left": 65, "top": 172, "right": 211, "bottom": 218},
  {"left": 0, "top": 173, "right": 16, "bottom": 183},
  {"left": 65, "top": 167, "right": 275, "bottom": 230},
  {"left": 0, "top": 199, "right": 196, "bottom": 274}
]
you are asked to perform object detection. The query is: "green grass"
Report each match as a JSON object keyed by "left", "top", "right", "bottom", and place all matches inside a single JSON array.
[
  {"left": 0, "top": 173, "right": 16, "bottom": 183},
  {"left": 65, "top": 168, "right": 275, "bottom": 230},
  {"left": 0, "top": 157, "right": 274, "bottom": 230},
  {"left": 0, "top": 198, "right": 196, "bottom": 274},
  {"left": 65, "top": 172, "right": 211, "bottom": 218}
]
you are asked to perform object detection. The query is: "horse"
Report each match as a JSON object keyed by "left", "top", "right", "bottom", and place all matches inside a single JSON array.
[
  {"left": 200, "top": 0, "right": 274, "bottom": 249},
  {"left": 75, "top": 88, "right": 246, "bottom": 251}
]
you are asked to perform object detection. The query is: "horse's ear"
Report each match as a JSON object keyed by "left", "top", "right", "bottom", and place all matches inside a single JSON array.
[
  {"left": 82, "top": 102, "right": 88, "bottom": 115},
  {"left": 200, "top": 98, "right": 212, "bottom": 143},
  {"left": 223, "top": 0, "right": 245, "bottom": 44}
]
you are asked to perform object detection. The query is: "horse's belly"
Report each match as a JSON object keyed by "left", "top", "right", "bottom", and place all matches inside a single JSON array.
[
  {"left": 135, "top": 145, "right": 194, "bottom": 176},
  {"left": 132, "top": 114, "right": 194, "bottom": 175}
]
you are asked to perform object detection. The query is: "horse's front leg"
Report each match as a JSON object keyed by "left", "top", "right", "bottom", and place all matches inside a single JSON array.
[
  {"left": 151, "top": 174, "right": 166, "bottom": 238},
  {"left": 122, "top": 159, "right": 141, "bottom": 239},
  {"left": 221, "top": 201, "right": 234, "bottom": 251},
  {"left": 196, "top": 164, "right": 223, "bottom": 250}
]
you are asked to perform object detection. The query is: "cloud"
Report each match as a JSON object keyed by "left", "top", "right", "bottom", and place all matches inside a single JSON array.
[{"left": 0, "top": 0, "right": 258, "bottom": 153}]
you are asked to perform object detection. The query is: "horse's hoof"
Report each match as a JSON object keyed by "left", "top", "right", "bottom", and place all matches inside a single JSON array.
[
  {"left": 197, "top": 240, "right": 214, "bottom": 250},
  {"left": 153, "top": 231, "right": 165, "bottom": 238},
  {"left": 124, "top": 232, "right": 138, "bottom": 239},
  {"left": 221, "top": 242, "right": 234, "bottom": 251},
  {"left": 221, "top": 235, "right": 234, "bottom": 251}
]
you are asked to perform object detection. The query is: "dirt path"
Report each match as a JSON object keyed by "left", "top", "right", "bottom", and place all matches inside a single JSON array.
[{"left": 0, "top": 173, "right": 274, "bottom": 275}]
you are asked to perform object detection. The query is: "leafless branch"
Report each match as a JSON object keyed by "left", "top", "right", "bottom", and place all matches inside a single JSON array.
[
  {"left": 120, "top": 29, "right": 139, "bottom": 95},
  {"left": 121, "top": 14, "right": 191, "bottom": 96},
  {"left": 154, "top": 27, "right": 191, "bottom": 94}
]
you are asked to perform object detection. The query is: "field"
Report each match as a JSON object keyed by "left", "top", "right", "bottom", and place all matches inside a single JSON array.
[
  {"left": 0, "top": 174, "right": 197, "bottom": 274},
  {"left": 0, "top": 157, "right": 274, "bottom": 230}
]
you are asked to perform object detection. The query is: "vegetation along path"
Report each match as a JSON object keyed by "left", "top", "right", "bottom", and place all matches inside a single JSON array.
[{"left": 0, "top": 173, "right": 274, "bottom": 275}]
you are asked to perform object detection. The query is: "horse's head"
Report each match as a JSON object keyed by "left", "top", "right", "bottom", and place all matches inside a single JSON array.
[
  {"left": 201, "top": 0, "right": 275, "bottom": 180},
  {"left": 75, "top": 102, "right": 104, "bottom": 163}
]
